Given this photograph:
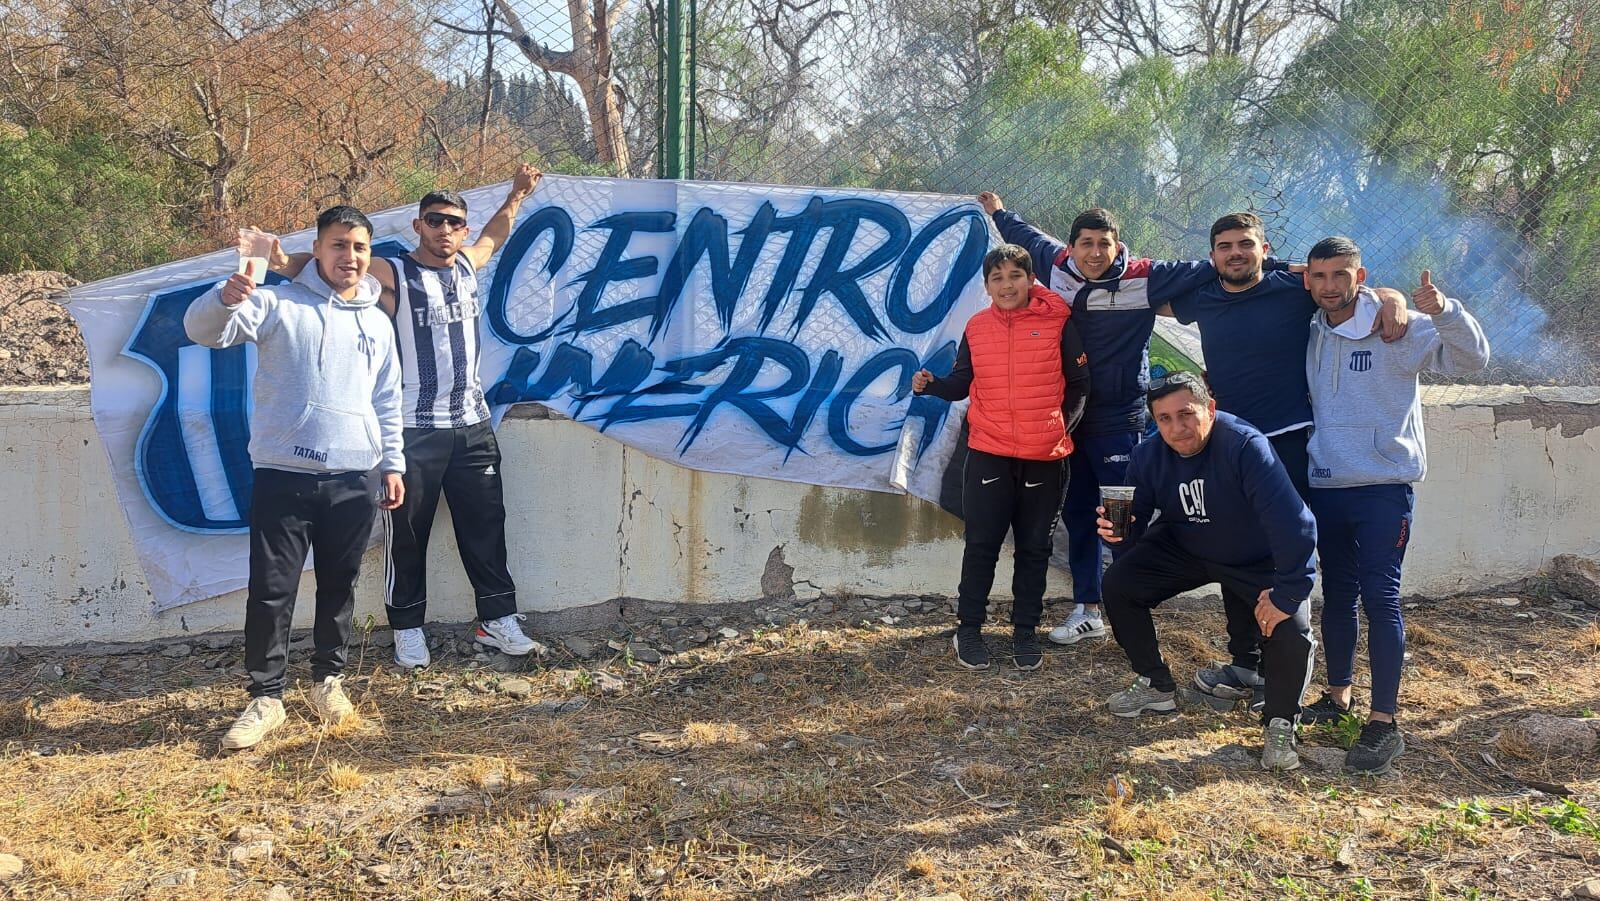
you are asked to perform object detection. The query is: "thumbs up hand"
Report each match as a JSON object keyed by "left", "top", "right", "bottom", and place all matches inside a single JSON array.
[{"left": 1415, "top": 269, "right": 1445, "bottom": 315}]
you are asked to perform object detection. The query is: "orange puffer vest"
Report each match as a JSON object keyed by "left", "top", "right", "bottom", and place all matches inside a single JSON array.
[{"left": 964, "top": 285, "right": 1074, "bottom": 461}]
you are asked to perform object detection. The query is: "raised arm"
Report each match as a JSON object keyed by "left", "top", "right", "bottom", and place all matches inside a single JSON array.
[
  {"left": 461, "top": 163, "right": 542, "bottom": 270},
  {"left": 980, "top": 192, "right": 1066, "bottom": 281}
]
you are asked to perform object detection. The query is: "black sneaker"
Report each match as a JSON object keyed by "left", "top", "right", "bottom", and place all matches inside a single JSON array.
[
  {"left": 1301, "top": 691, "right": 1353, "bottom": 726},
  {"left": 1345, "top": 720, "right": 1405, "bottom": 775},
  {"left": 953, "top": 625, "right": 990, "bottom": 670},
  {"left": 1012, "top": 628, "right": 1043, "bottom": 671}
]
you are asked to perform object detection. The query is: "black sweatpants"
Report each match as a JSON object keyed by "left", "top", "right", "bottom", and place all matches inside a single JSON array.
[
  {"left": 383, "top": 422, "right": 517, "bottom": 630},
  {"left": 956, "top": 449, "right": 1068, "bottom": 629},
  {"left": 1267, "top": 426, "right": 1311, "bottom": 504},
  {"left": 246, "top": 467, "right": 379, "bottom": 699},
  {"left": 1101, "top": 526, "right": 1316, "bottom": 723}
]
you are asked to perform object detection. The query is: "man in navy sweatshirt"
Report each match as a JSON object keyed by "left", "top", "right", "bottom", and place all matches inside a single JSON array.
[
  {"left": 1098, "top": 371, "right": 1318, "bottom": 772},
  {"left": 979, "top": 194, "right": 1241, "bottom": 648},
  {"left": 1161, "top": 211, "right": 1407, "bottom": 705}
]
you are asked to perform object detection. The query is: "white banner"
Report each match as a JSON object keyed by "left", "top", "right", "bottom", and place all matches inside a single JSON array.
[
  {"left": 68, "top": 176, "right": 1000, "bottom": 609},
  {"left": 69, "top": 175, "right": 1205, "bottom": 610}
]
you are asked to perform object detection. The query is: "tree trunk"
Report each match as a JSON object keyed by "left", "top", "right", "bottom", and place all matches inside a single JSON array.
[{"left": 494, "top": 0, "right": 632, "bottom": 173}]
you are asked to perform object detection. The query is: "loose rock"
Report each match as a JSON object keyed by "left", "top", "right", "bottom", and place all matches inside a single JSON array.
[
  {"left": 152, "top": 868, "right": 197, "bottom": 887},
  {"left": 1552, "top": 554, "right": 1600, "bottom": 608},
  {"left": 498, "top": 678, "right": 534, "bottom": 698},
  {"left": 1300, "top": 746, "right": 1347, "bottom": 772},
  {"left": 628, "top": 645, "right": 662, "bottom": 664},
  {"left": 0, "top": 854, "right": 23, "bottom": 881},
  {"left": 563, "top": 637, "right": 597, "bottom": 659},
  {"left": 425, "top": 795, "right": 483, "bottom": 817},
  {"left": 228, "top": 824, "right": 274, "bottom": 843},
  {"left": 1513, "top": 714, "right": 1599, "bottom": 753},
  {"left": 230, "top": 840, "right": 274, "bottom": 865},
  {"left": 1568, "top": 877, "right": 1600, "bottom": 899}
]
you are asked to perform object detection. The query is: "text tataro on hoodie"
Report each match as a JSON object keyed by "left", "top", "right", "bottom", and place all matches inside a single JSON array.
[{"left": 183, "top": 264, "right": 406, "bottom": 476}]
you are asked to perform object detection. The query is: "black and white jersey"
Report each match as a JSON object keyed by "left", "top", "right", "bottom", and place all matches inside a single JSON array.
[{"left": 390, "top": 254, "right": 491, "bottom": 428}]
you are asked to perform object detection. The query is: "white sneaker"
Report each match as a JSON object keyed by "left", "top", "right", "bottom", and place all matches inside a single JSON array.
[
  {"left": 393, "top": 627, "right": 430, "bottom": 669},
  {"left": 1049, "top": 608, "right": 1107, "bottom": 645},
  {"left": 306, "top": 675, "right": 355, "bottom": 724},
  {"left": 475, "top": 613, "right": 537, "bottom": 656},
  {"left": 221, "top": 696, "right": 286, "bottom": 750}
]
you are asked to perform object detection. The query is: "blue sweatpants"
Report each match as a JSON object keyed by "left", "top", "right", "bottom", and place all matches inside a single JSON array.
[
  {"left": 1061, "top": 430, "right": 1141, "bottom": 606},
  {"left": 1308, "top": 484, "right": 1414, "bottom": 716}
]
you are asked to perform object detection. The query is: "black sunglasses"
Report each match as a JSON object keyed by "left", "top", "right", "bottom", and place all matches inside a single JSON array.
[{"left": 422, "top": 212, "right": 468, "bottom": 230}]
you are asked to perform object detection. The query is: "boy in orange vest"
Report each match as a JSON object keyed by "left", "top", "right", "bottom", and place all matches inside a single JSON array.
[{"left": 913, "top": 244, "right": 1091, "bottom": 670}]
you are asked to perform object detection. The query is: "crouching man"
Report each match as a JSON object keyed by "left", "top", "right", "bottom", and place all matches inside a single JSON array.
[{"left": 1099, "top": 372, "right": 1318, "bottom": 771}]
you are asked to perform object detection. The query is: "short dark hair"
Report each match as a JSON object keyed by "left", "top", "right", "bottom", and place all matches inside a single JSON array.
[
  {"left": 1308, "top": 235, "right": 1362, "bottom": 267},
  {"left": 316, "top": 205, "right": 373, "bottom": 237},
  {"left": 1209, "top": 212, "right": 1265, "bottom": 247},
  {"left": 1146, "top": 370, "right": 1213, "bottom": 411},
  {"left": 419, "top": 190, "right": 467, "bottom": 215},
  {"left": 1069, "top": 208, "right": 1119, "bottom": 245},
  {"left": 983, "top": 244, "right": 1033, "bottom": 280}
]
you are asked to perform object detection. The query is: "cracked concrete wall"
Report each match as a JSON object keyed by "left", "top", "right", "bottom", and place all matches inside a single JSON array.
[{"left": 1, "top": 385, "right": 1596, "bottom": 645}]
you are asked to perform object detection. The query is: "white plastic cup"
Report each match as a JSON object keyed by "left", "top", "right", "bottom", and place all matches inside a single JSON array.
[{"left": 237, "top": 229, "right": 275, "bottom": 285}]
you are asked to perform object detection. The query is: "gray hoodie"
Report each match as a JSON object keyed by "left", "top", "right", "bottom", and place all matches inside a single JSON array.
[
  {"left": 184, "top": 264, "right": 405, "bottom": 475},
  {"left": 1306, "top": 286, "right": 1490, "bottom": 488}
]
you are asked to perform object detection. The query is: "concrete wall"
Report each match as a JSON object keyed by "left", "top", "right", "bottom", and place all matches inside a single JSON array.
[{"left": 2, "top": 385, "right": 1597, "bottom": 646}]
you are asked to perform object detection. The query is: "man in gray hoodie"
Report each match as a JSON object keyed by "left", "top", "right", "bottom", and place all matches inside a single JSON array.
[
  {"left": 185, "top": 205, "right": 406, "bottom": 751},
  {"left": 1297, "top": 236, "right": 1490, "bottom": 774}
]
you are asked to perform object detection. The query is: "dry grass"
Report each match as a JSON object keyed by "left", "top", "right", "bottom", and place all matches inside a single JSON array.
[
  {"left": 1576, "top": 621, "right": 1600, "bottom": 655},
  {"left": 0, "top": 594, "right": 1597, "bottom": 899}
]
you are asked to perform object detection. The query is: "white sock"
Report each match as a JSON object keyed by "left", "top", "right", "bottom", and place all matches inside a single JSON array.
[
  {"left": 1072, "top": 603, "right": 1085, "bottom": 618},
  {"left": 1085, "top": 604, "right": 1102, "bottom": 620}
]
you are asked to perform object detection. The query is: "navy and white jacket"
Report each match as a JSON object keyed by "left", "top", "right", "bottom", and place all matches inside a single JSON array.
[
  {"left": 993, "top": 210, "right": 1223, "bottom": 436},
  {"left": 1125, "top": 411, "right": 1318, "bottom": 612}
]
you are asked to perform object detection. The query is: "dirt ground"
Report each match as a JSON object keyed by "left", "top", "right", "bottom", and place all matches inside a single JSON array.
[
  {"left": 0, "top": 271, "right": 86, "bottom": 386},
  {"left": 1, "top": 591, "right": 1597, "bottom": 900}
]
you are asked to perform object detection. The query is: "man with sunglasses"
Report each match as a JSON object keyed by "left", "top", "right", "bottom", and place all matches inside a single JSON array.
[{"left": 272, "top": 163, "right": 543, "bottom": 668}]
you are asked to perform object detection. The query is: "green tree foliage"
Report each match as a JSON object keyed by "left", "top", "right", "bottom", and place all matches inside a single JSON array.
[{"left": 0, "top": 130, "right": 190, "bottom": 280}]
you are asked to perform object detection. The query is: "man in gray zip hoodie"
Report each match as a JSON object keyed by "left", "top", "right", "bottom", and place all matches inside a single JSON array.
[
  {"left": 1298, "top": 236, "right": 1490, "bottom": 774},
  {"left": 185, "top": 205, "right": 406, "bottom": 751}
]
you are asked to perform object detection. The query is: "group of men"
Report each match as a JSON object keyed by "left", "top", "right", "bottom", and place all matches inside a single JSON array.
[
  {"left": 979, "top": 195, "right": 1490, "bottom": 773},
  {"left": 186, "top": 166, "right": 546, "bottom": 750},
  {"left": 184, "top": 168, "right": 1491, "bottom": 776}
]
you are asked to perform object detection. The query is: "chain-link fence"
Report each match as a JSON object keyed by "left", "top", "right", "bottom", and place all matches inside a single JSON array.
[{"left": 2, "top": 0, "right": 1596, "bottom": 385}]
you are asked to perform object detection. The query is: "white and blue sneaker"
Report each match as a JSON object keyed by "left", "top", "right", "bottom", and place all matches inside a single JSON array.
[{"left": 393, "top": 627, "right": 430, "bottom": 669}]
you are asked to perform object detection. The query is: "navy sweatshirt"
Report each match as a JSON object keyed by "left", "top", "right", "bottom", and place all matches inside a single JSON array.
[
  {"left": 993, "top": 210, "right": 1243, "bottom": 436},
  {"left": 1124, "top": 411, "right": 1317, "bottom": 612},
  {"left": 1167, "top": 269, "right": 1317, "bottom": 436}
]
